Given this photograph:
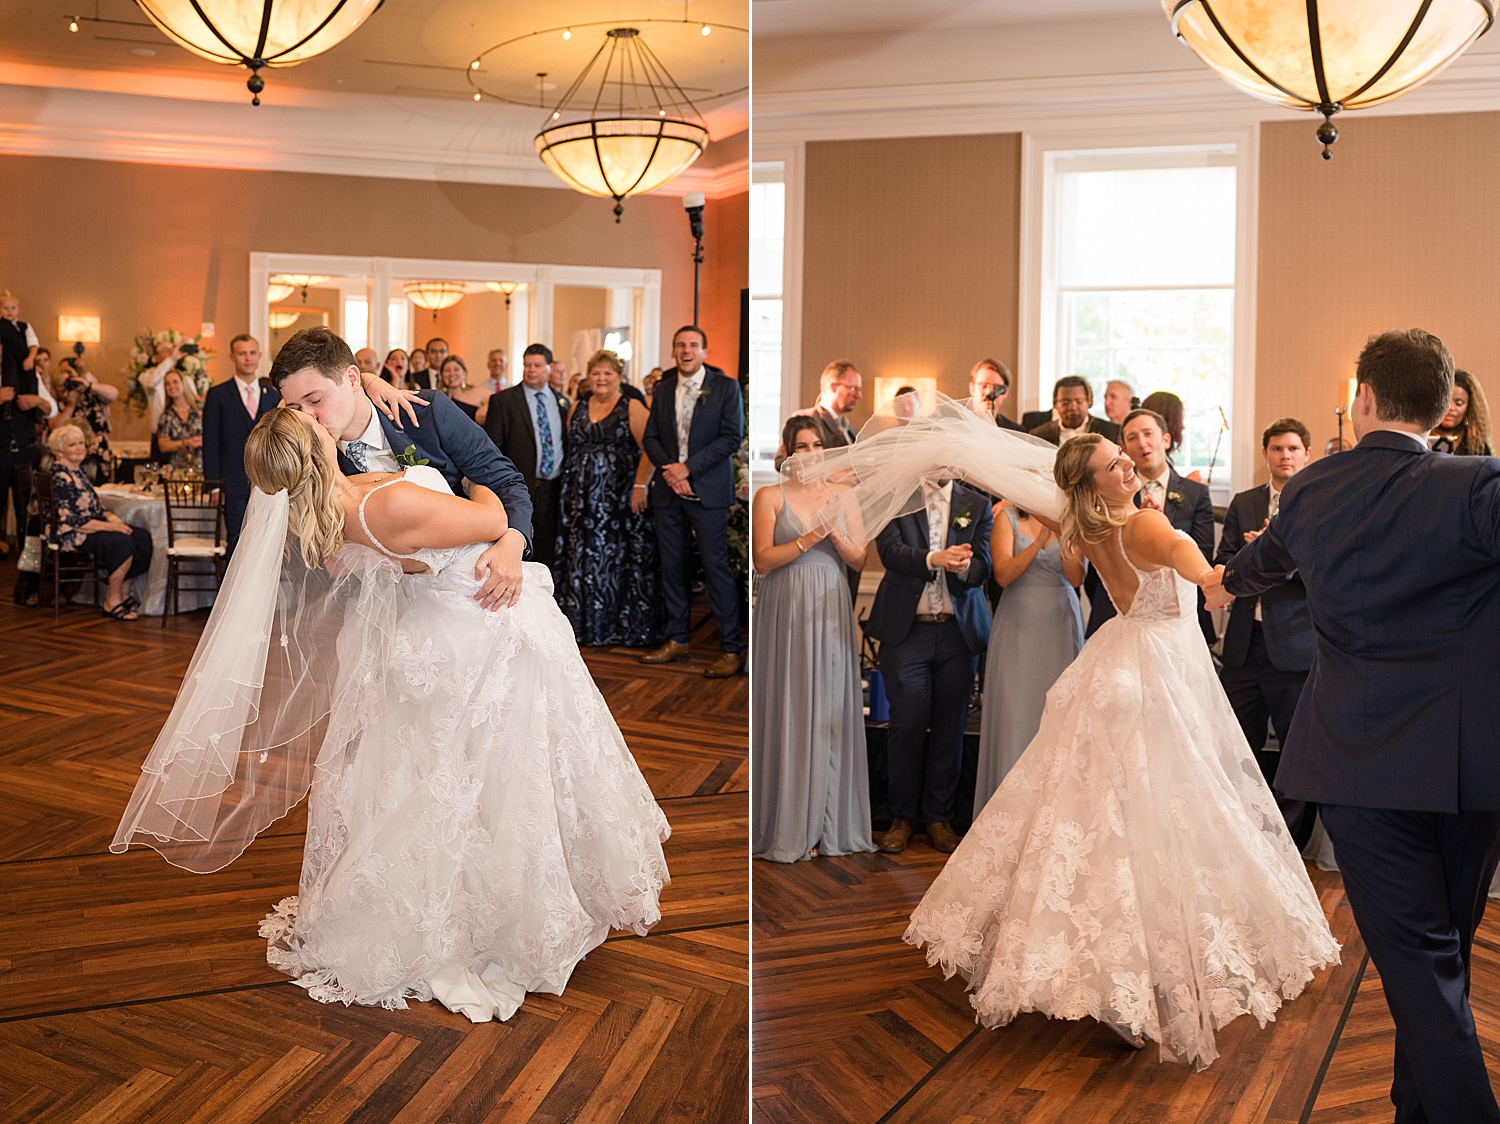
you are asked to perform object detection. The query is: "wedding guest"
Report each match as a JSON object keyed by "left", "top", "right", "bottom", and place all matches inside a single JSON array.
[
  {"left": 794, "top": 360, "right": 862, "bottom": 447},
  {"left": 1430, "top": 369, "right": 1492, "bottom": 455},
  {"left": 752, "top": 416, "right": 873, "bottom": 862},
  {"left": 383, "top": 348, "right": 408, "bottom": 386},
  {"left": 483, "top": 348, "right": 508, "bottom": 393},
  {"left": 1087, "top": 407, "right": 1214, "bottom": 639},
  {"left": 640, "top": 326, "right": 745, "bottom": 678},
  {"left": 892, "top": 385, "right": 921, "bottom": 422},
  {"left": 154, "top": 370, "right": 203, "bottom": 475},
  {"left": 28, "top": 348, "right": 61, "bottom": 422},
  {"left": 549, "top": 361, "right": 569, "bottom": 398},
  {"left": 968, "top": 359, "right": 1025, "bottom": 431},
  {"left": 1141, "top": 390, "right": 1185, "bottom": 455},
  {"left": 973, "top": 499, "right": 1085, "bottom": 808},
  {"left": 484, "top": 343, "right": 570, "bottom": 568},
  {"left": 1029, "top": 377, "right": 1120, "bottom": 445},
  {"left": 139, "top": 338, "right": 182, "bottom": 431},
  {"left": 49, "top": 423, "right": 152, "bottom": 621},
  {"left": 1216, "top": 417, "right": 1317, "bottom": 848},
  {"left": 0, "top": 291, "right": 50, "bottom": 560},
  {"left": 868, "top": 476, "right": 993, "bottom": 854},
  {"left": 50, "top": 357, "right": 116, "bottom": 469},
  {"left": 406, "top": 346, "right": 435, "bottom": 390},
  {"left": 425, "top": 338, "right": 449, "bottom": 373},
  {"left": 643, "top": 367, "right": 663, "bottom": 403},
  {"left": 354, "top": 348, "right": 379, "bottom": 376},
  {"left": 565, "top": 371, "right": 587, "bottom": 402},
  {"left": 203, "top": 333, "right": 278, "bottom": 555},
  {"left": 438, "top": 355, "right": 489, "bottom": 425},
  {"left": 1104, "top": 378, "right": 1135, "bottom": 427},
  {"left": 555, "top": 350, "right": 663, "bottom": 647}
]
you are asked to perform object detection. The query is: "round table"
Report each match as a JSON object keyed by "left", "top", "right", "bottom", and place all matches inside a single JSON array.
[{"left": 93, "top": 484, "right": 218, "bottom": 616}]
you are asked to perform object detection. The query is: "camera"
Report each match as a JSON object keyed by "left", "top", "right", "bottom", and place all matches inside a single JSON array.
[
  {"left": 179, "top": 342, "right": 200, "bottom": 355},
  {"left": 63, "top": 378, "right": 86, "bottom": 394}
]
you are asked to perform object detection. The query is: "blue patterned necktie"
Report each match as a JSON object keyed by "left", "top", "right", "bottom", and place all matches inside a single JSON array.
[
  {"left": 534, "top": 390, "right": 556, "bottom": 477},
  {"left": 345, "top": 440, "right": 369, "bottom": 473}
]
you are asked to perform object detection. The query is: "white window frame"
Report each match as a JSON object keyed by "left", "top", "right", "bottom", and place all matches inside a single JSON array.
[
  {"left": 747, "top": 141, "right": 806, "bottom": 489},
  {"left": 1019, "top": 126, "right": 1259, "bottom": 501}
]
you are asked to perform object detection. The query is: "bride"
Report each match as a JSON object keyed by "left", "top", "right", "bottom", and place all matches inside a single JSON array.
[
  {"left": 113, "top": 406, "right": 670, "bottom": 1023},
  {"left": 787, "top": 400, "right": 1338, "bottom": 1070}
]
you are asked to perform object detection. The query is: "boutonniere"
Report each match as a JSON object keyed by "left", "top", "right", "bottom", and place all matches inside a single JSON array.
[
  {"left": 1166, "top": 489, "right": 1184, "bottom": 507},
  {"left": 393, "top": 444, "right": 430, "bottom": 468},
  {"left": 695, "top": 383, "right": 712, "bottom": 405},
  {"left": 951, "top": 512, "right": 972, "bottom": 530}
]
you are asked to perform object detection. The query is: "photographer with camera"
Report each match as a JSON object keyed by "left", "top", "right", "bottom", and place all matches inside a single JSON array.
[{"left": 48, "top": 353, "right": 118, "bottom": 479}]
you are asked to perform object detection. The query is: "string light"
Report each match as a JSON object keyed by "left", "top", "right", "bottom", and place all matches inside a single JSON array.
[
  {"left": 701, "top": 24, "right": 711, "bottom": 35},
  {"left": 563, "top": 28, "right": 571, "bottom": 40},
  {"left": 68, "top": 18, "right": 79, "bottom": 32}
]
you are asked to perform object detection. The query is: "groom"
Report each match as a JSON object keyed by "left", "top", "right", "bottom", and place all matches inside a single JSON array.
[
  {"left": 269, "top": 326, "right": 534, "bottom": 610},
  {"left": 1208, "top": 329, "right": 1500, "bottom": 1124}
]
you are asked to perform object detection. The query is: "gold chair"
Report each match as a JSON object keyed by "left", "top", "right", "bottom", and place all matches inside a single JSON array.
[{"left": 30, "top": 470, "right": 110, "bottom": 619}]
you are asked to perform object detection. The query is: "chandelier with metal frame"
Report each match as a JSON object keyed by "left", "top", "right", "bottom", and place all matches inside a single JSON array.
[
  {"left": 134, "top": 0, "right": 383, "bottom": 104},
  {"left": 484, "top": 281, "right": 526, "bottom": 308},
  {"left": 531, "top": 27, "right": 709, "bottom": 221},
  {"left": 403, "top": 281, "right": 467, "bottom": 321},
  {"left": 1168, "top": 0, "right": 1493, "bottom": 157}
]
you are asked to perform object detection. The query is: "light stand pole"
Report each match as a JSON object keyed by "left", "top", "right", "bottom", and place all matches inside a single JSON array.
[{"left": 684, "top": 192, "right": 706, "bottom": 324}]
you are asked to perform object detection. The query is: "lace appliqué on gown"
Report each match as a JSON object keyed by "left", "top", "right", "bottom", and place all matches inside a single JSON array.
[{"left": 906, "top": 537, "right": 1339, "bottom": 1069}]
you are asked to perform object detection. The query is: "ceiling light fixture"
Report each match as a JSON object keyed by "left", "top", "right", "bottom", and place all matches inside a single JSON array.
[
  {"left": 532, "top": 27, "right": 708, "bottom": 222},
  {"left": 1168, "top": 0, "right": 1493, "bottom": 158},
  {"left": 483, "top": 281, "right": 525, "bottom": 308},
  {"left": 269, "top": 310, "right": 301, "bottom": 330},
  {"left": 134, "top": 0, "right": 384, "bottom": 105},
  {"left": 271, "top": 273, "right": 330, "bottom": 302},
  {"left": 403, "top": 281, "right": 466, "bottom": 320}
]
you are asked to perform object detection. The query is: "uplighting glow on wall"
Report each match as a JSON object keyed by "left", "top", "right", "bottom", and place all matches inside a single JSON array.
[{"left": 58, "top": 315, "right": 101, "bottom": 343}]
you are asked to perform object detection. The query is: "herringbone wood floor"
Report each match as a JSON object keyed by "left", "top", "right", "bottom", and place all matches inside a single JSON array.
[
  {"left": 0, "top": 562, "right": 748, "bottom": 1124},
  {"left": 753, "top": 827, "right": 1500, "bottom": 1123}
]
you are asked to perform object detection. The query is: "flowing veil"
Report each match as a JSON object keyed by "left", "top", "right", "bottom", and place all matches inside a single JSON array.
[
  {"left": 783, "top": 395, "right": 1067, "bottom": 544},
  {"left": 111, "top": 487, "right": 401, "bottom": 873}
]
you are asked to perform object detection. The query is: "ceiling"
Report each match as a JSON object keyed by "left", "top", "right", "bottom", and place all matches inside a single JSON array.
[
  {"left": 0, "top": 0, "right": 747, "bottom": 134},
  {"left": 751, "top": 0, "right": 1161, "bottom": 38}
]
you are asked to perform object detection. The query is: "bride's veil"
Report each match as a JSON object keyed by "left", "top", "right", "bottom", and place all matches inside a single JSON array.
[
  {"left": 111, "top": 486, "right": 401, "bottom": 873},
  {"left": 783, "top": 394, "right": 1067, "bottom": 545}
]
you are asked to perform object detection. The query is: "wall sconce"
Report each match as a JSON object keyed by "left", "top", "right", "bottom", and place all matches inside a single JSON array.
[{"left": 58, "top": 315, "right": 101, "bottom": 343}]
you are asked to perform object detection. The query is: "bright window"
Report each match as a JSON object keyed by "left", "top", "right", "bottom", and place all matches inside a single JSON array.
[
  {"left": 1052, "top": 151, "right": 1237, "bottom": 477},
  {"left": 750, "top": 162, "right": 786, "bottom": 468},
  {"left": 343, "top": 296, "right": 368, "bottom": 352}
]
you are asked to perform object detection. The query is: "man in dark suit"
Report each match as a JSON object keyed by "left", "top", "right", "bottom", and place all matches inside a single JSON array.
[
  {"left": 483, "top": 343, "right": 570, "bottom": 568},
  {"left": 787, "top": 359, "right": 862, "bottom": 451},
  {"left": 867, "top": 481, "right": 993, "bottom": 855},
  {"left": 1214, "top": 417, "right": 1316, "bottom": 847},
  {"left": 1085, "top": 407, "right": 1214, "bottom": 639},
  {"left": 640, "top": 325, "right": 745, "bottom": 678},
  {"left": 203, "top": 334, "right": 279, "bottom": 556},
  {"left": 1210, "top": 329, "right": 1500, "bottom": 1124},
  {"left": 968, "top": 358, "right": 1025, "bottom": 432},
  {"left": 270, "top": 326, "right": 533, "bottom": 610},
  {"left": 1029, "top": 376, "right": 1121, "bottom": 446}
]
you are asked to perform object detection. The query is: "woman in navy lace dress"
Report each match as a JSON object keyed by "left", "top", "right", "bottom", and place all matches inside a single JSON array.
[{"left": 555, "top": 350, "right": 664, "bottom": 647}]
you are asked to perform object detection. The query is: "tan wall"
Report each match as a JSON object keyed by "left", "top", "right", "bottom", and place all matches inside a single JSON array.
[
  {"left": 0, "top": 152, "right": 729, "bottom": 439},
  {"left": 1256, "top": 111, "right": 1500, "bottom": 480},
  {"left": 800, "top": 133, "right": 1022, "bottom": 426},
  {"left": 426, "top": 291, "right": 511, "bottom": 382},
  {"left": 702, "top": 191, "right": 749, "bottom": 380}
]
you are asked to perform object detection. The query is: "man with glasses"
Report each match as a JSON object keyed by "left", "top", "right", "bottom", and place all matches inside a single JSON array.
[
  {"left": 799, "top": 360, "right": 863, "bottom": 446},
  {"left": 968, "top": 359, "right": 1024, "bottom": 432}
]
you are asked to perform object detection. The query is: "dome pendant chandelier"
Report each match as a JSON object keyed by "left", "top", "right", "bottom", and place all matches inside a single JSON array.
[
  {"left": 403, "top": 281, "right": 466, "bottom": 322},
  {"left": 1168, "top": 0, "right": 1493, "bottom": 158},
  {"left": 533, "top": 27, "right": 709, "bottom": 222},
  {"left": 134, "top": 0, "right": 384, "bottom": 105}
]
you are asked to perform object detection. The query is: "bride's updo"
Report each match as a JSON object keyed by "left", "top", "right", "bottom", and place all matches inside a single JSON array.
[
  {"left": 244, "top": 408, "right": 345, "bottom": 567},
  {"left": 1053, "top": 433, "right": 1128, "bottom": 553}
]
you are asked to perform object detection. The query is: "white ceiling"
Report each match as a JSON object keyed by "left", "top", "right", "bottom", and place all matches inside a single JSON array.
[{"left": 751, "top": 0, "right": 1162, "bottom": 38}]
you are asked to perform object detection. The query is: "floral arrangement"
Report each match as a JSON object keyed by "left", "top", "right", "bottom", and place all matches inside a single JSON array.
[{"left": 122, "top": 328, "right": 213, "bottom": 417}]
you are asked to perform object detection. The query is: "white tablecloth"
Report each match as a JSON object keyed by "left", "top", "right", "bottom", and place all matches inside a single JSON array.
[{"left": 94, "top": 485, "right": 218, "bottom": 617}]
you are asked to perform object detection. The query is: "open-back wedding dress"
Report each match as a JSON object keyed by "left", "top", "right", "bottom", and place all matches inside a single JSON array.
[{"left": 786, "top": 399, "right": 1339, "bottom": 1069}]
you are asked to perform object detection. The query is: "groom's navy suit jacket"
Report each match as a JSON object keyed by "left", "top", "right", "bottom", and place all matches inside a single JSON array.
[
  {"left": 866, "top": 483, "right": 994, "bottom": 655},
  {"left": 1225, "top": 430, "right": 1500, "bottom": 812},
  {"left": 335, "top": 390, "right": 535, "bottom": 555}
]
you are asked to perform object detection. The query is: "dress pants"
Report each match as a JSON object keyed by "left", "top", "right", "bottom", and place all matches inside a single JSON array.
[
  {"left": 1321, "top": 804, "right": 1500, "bottom": 1124},
  {"left": 654, "top": 490, "right": 743, "bottom": 653},
  {"left": 879, "top": 618, "right": 975, "bottom": 825},
  {"left": 224, "top": 491, "right": 249, "bottom": 560},
  {"left": 530, "top": 476, "right": 562, "bottom": 569},
  {"left": 1221, "top": 628, "right": 1316, "bottom": 848},
  {"left": 1, "top": 444, "right": 38, "bottom": 545}
]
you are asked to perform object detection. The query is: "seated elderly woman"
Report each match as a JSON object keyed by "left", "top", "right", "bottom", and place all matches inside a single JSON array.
[{"left": 49, "top": 423, "right": 153, "bottom": 621}]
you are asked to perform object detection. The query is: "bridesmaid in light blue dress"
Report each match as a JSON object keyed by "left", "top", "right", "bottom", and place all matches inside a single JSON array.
[
  {"left": 973, "top": 501, "right": 1086, "bottom": 809},
  {"left": 752, "top": 417, "right": 875, "bottom": 862}
]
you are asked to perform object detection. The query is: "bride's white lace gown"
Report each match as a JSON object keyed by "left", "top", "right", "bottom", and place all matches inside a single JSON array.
[
  {"left": 905, "top": 522, "right": 1339, "bottom": 1069},
  {"left": 260, "top": 466, "right": 671, "bottom": 1023}
]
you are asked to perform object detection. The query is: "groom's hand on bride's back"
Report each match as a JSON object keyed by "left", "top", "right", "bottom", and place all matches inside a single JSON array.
[{"left": 474, "top": 529, "right": 526, "bottom": 610}]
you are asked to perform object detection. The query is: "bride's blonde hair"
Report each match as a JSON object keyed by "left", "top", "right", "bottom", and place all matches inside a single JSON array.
[
  {"left": 244, "top": 409, "right": 345, "bottom": 567},
  {"left": 1053, "top": 433, "right": 1128, "bottom": 554}
]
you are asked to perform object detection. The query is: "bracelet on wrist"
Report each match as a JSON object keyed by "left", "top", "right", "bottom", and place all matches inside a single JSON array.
[{"left": 795, "top": 536, "right": 808, "bottom": 554}]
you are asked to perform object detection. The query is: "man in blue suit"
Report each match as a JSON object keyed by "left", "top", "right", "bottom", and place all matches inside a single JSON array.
[
  {"left": 866, "top": 481, "right": 993, "bottom": 854},
  {"left": 270, "top": 326, "right": 534, "bottom": 610},
  {"left": 1214, "top": 417, "right": 1317, "bottom": 848},
  {"left": 203, "top": 334, "right": 280, "bottom": 556},
  {"left": 1210, "top": 329, "right": 1500, "bottom": 1124},
  {"left": 641, "top": 325, "right": 745, "bottom": 678}
]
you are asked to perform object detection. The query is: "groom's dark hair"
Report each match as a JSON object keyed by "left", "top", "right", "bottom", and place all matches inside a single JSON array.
[
  {"left": 269, "top": 326, "right": 356, "bottom": 389},
  {"left": 1356, "top": 329, "right": 1454, "bottom": 429}
]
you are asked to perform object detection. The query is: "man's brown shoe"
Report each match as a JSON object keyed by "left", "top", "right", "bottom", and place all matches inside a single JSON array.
[
  {"left": 640, "top": 640, "right": 691, "bottom": 665},
  {"left": 879, "top": 818, "right": 913, "bottom": 854},
  {"left": 928, "top": 821, "right": 960, "bottom": 853},
  {"left": 704, "top": 651, "right": 744, "bottom": 678}
]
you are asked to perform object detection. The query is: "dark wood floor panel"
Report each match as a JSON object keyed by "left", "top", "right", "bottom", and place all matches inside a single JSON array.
[
  {"left": 753, "top": 841, "right": 1367, "bottom": 1123},
  {"left": 0, "top": 568, "right": 746, "bottom": 1123}
]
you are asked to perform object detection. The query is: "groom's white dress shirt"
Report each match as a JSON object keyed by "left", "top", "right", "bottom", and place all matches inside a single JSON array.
[
  {"left": 920, "top": 481, "right": 956, "bottom": 617},
  {"left": 342, "top": 404, "right": 400, "bottom": 473}
]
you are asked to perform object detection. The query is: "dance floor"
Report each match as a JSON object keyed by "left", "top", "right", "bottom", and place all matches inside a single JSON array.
[
  {"left": 0, "top": 563, "right": 748, "bottom": 1124},
  {"left": 753, "top": 830, "right": 1500, "bottom": 1123}
]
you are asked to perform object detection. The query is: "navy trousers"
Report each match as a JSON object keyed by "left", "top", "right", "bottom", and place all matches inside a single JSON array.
[
  {"left": 224, "top": 491, "right": 249, "bottom": 560},
  {"left": 879, "top": 618, "right": 975, "bottom": 825},
  {"left": 653, "top": 491, "right": 742, "bottom": 653},
  {"left": 1321, "top": 803, "right": 1500, "bottom": 1124}
]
